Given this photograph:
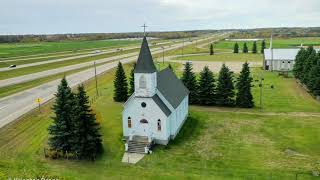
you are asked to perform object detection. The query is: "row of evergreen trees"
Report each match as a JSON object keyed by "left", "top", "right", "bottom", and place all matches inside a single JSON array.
[
  {"left": 181, "top": 62, "right": 254, "bottom": 108},
  {"left": 293, "top": 46, "right": 320, "bottom": 96},
  {"left": 233, "top": 40, "right": 266, "bottom": 54},
  {"left": 48, "top": 77, "right": 103, "bottom": 160}
]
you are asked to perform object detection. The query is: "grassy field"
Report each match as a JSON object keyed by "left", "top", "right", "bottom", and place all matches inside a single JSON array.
[
  {"left": 0, "top": 62, "right": 320, "bottom": 179},
  {"left": 153, "top": 36, "right": 220, "bottom": 59},
  {"left": 175, "top": 53, "right": 263, "bottom": 62},
  {"left": 0, "top": 48, "right": 139, "bottom": 80},
  {"left": 0, "top": 39, "right": 144, "bottom": 58},
  {"left": 213, "top": 37, "right": 320, "bottom": 53}
]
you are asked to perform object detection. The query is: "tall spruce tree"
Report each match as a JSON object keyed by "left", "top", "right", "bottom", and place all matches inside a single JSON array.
[
  {"left": 293, "top": 48, "right": 307, "bottom": 80},
  {"left": 236, "top": 62, "right": 254, "bottom": 108},
  {"left": 233, "top": 42, "right": 239, "bottom": 53},
  {"left": 113, "top": 62, "right": 128, "bottom": 102},
  {"left": 243, "top": 43, "right": 248, "bottom": 53},
  {"left": 302, "top": 46, "right": 316, "bottom": 84},
  {"left": 210, "top": 43, "right": 214, "bottom": 55},
  {"left": 198, "top": 66, "right": 216, "bottom": 105},
  {"left": 252, "top": 41, "right": 257, "bottom": 54},
  {"left": 48, "top": 77, "right": 75, "bottom": 152},
  {"left": 216, "top": 64, "right": 235, "bottom": 106},
  {"left": 261, "top": 40, "right": 266, "bottom": 54},
  {"left": 308, "top": 52, "right": 320, "bottom": 96},
  {"left": 128, "top": 62, "right": 136, "bottom": 96},
  {"left": 181, "top": 62, "right": 198, "bottom": 104},
  {"left": 72, "top": 85, "right": 103, "bottom": 160},
  {"left": 306, "top": 49, "right": 318, "bottom": 90}
]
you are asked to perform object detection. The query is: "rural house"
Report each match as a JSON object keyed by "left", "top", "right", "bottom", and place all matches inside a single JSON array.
[{"left": 122, "top": 36, "right": 189, "bottom": 154}]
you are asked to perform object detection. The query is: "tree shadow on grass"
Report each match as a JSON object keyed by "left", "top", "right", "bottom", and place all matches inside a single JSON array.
[{"left": 155, "top": 112, "right": 206, "bottom": 151}]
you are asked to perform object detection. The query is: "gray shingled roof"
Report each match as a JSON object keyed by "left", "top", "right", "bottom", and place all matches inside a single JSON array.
[
  {"left": 157, "top": 68, "right": 189, "bottom": 109},
  {"left": 152, "top": 94, "right": 171, "bottom": 117},
  {"left": 134, "top": 37, "right": 157, "bottom": 73}
]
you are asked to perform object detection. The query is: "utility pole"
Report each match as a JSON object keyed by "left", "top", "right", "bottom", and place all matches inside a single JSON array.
[
  {"left": 259, "top": 72, "right": 263, "bottom": 110},
  {"left": 94, "top": 61, "right": 99, "bottom": 96},
  {"left": 195, "top": 39, "right": 198, "bottom": 52},
  {"left": 270, "top": 31, "right": 274, "bottom": 72},
  {"left": 161, "top": 46, "right": 164, "bottom": 65},
  {"left": 182, "top": 38, "right": 185, "bottom": 57}
]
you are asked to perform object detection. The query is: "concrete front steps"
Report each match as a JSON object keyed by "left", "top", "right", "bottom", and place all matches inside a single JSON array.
[{"left": 127, "top": 136, "right": 152, "bottom": 154}]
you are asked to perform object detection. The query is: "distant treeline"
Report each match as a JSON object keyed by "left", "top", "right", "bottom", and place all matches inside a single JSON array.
[
  {"left": 0, "top": 30, "right": 217, "bottom": 43},
  {"left": 228, "top": 27, "right": 320, "bottom": 38}
]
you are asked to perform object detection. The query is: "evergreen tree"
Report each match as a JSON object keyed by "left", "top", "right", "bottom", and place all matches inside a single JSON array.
[
  {"left": 305, "top": 49, "right": 318, "bottom": 90},
  {"left": 293, "top": 48, "right": 307, "bottom": 80},
  {"left": 308, "top": 52, "right": 320, "bottom": 96},
  {"left": 210, "top": 43, "right": 214, "bottom": 55},
  {"left": 243, "top": 43, "right": 248, "bottom": 53},
  {"left": 113, "top": 62, "right": 128, "bottom": 102},
  {"left": 261, "top": 40, "right": 266, "bottom": 54},
  {"left": 236, "top": 62, "right": 254, "bottom": 108},
  {"left": 72, "top": 85, "right": 103, "bottom": 160},
  {"left": 48, "top": 77, "right": 75, "bottom": 152},
  {"left": 128, "top": 62, "right": 136, "bottom": 96},
  {"left": 198, "top": 66, "right": 216, "bottom": 105},
  {"left": 302, "top": 46, "right": 316, "bottom": 84},
  {"left": 233, "top": 42, "right": 239, "bottom": 53},
  {"left": 252, "top": 41, "right": 257, "bottom": 54},
  {"left": 181, "top": 62, "right": 198, "bottom": 104},
  {"left": 216, "top": 64, "right": 235, "bottom": 106}
]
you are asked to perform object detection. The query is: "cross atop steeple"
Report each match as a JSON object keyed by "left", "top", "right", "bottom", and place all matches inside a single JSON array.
[{"left": 141, "top": 23, "right": 148, "bottom": 36}]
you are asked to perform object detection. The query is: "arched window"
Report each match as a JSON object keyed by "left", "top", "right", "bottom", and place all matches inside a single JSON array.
[
  {"left": 140, "top": 119, "right": 148, "bottom": 124},
  {"left": 139, "top": 75, "right": 146, "bottom": 89},
  {"left": 157, "top": 119, "right": 161, "bottom": 131},
  {"left": 128, "top": 117, "right": 132, "bottom": 128}
]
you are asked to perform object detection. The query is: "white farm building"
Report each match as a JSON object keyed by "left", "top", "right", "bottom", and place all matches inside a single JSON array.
[
  {"left": 264, "top": 48, "right": 320, "bottom": 71},
  {"left": 122, "top": 36, "right": 189, "bottom": 154},
  {"left": 263, "top": 49, "right": 299, "bottom": 71}
]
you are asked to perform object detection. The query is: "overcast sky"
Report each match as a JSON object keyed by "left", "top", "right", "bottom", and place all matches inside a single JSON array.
[{"left": 1, "top": 0, "right": 320, "bottom": 35}]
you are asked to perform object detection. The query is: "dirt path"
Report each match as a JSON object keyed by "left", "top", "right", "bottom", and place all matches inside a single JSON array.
[
  {"left": 168, "top": 59, "right": 261, "bottom": 73},
  {"left": 191, "top": 106, "right": 320, "bottom": 117}
]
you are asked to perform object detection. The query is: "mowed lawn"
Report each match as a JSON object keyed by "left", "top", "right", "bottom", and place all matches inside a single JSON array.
[
  {"left": 0, "top": 62, "right": 320, "bottom": 179},
  {"left": 175, "top": 53, "right": 263, "bottom": 62}
]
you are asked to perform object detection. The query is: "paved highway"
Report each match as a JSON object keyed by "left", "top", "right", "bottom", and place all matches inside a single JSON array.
[{"left": 0, "top": 35, "right": 218, "bottom": 128}]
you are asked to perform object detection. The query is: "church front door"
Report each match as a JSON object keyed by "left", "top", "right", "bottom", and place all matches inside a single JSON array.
[{"left": 136, "top": 119, "right": 150, "bottom": 137}]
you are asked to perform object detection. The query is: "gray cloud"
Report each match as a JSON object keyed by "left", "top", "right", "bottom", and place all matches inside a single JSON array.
[{"left": 0, "top": 0, "right": 319, "bottom": 34}]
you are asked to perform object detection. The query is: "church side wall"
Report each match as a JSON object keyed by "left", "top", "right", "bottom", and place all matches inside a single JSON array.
[{"left": 170, "top": 95, "right": 189, "bottom": 139}]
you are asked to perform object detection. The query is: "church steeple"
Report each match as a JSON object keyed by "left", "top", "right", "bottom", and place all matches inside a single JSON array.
[
  {"left": 134, "top": 36, "right": 157, "bottom": 73},
  {"left": 134, "top": 36, "right": 157, "bottom": 97}
]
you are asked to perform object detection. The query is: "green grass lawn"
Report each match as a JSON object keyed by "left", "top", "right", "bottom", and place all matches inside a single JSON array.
[
  {"left": 0, "top": 62, "right": 320, "bottom": 179},
  {"left": 250, "top": 68, "right": 320, "bottom": 113},
  {"left": 175, "top": 53, "right": 263, "bottom": 62}
]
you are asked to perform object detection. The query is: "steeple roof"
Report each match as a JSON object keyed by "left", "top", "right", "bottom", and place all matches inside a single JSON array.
[{"left": 134, "top": 36, "right": 157, "bottom": 73}]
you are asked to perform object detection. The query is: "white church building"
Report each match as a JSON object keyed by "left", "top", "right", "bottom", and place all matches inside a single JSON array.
[{"left": 122, "top": 37, "right": 189, "bottom": 154}]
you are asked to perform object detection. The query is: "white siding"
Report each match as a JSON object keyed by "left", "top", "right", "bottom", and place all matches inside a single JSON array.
[
  {"left": 123, "top": 97, "right": 169, "bottom": 141},
  {"left": 169, "top": 95, "right": 189, "bottom": 138},
  {"left": 134, "top": 73, "right": 157, "bottom": 97}
]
